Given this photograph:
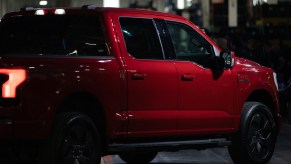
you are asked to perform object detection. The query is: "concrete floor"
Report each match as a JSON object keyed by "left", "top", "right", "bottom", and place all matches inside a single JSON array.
[{"left": 102, "top": 123, "right": 291, "bottom": 164}]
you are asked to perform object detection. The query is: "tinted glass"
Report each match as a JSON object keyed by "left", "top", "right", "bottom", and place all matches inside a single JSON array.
[
  {"left": 0, "top": 15, "right": 107, "bottom": 56},
  {"left": 166, "top": 21, "right": 213, "bottom": 68},
  {"left": 119, "top": 18, "right": 164, "bottom": 60}
]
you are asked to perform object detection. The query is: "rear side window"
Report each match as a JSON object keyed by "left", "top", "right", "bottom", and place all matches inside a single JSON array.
[
  {"left": 0, "top": 15, "right": 107, "bottom": 57},
  {"left": 119, "top": 18, "right": 164, "bottom": 60}
]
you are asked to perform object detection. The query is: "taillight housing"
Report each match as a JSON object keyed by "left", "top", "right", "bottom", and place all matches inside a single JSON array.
[{"left": 0, "top": 68, "right": 26, "bottom": 106}]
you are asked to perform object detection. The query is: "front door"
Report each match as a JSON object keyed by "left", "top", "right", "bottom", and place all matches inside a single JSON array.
[{"left": 165, "top": 20, "right": 234, "bottom": 135}]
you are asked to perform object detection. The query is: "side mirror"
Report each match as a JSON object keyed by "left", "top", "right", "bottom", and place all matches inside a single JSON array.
[
  {"left": 209, "top": 56, "right": 225, "bottom": 79},
  {"left": 220, "top": 51, "right": 234, "bottom": 69},
  {"left": 210, "top": 55, "right": 225, "bottom": 70}
]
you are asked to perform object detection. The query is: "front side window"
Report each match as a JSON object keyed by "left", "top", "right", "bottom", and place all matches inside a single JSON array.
[
  {"left": 0, "top": 15, "right": 107, "bottom": 57},
  {"left": 166, "top": 21, "right": 213, "bottom": 68},
  {"left": 119, "top": 18, "right": 164, "bottom": 60}
]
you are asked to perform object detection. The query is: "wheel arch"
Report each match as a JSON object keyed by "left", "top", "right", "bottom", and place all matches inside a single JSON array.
[
  {"left": 55, "top": 91, "right": 108, "bottom": 154},
  {"left": 245, "top": 89, "right": 280, "bottom": 131}
]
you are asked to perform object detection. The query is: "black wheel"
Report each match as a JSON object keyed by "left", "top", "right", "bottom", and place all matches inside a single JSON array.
[
  {"left": 40, "top": 112, "right": 101, "bottom": 164},
  {"left": 119, "top": 152, "right": 158, "bottom": 164},
  {"left": 228, "top": 102, "right": 277, "bottom": 164}
]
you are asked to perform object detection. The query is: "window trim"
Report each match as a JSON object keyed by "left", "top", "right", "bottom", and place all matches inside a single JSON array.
[
  {"left": 153, "top": 18, "right": 176, "bottom": 60},
  {"left": 152, "top": 19, "right": 165, "bottom": 59}
]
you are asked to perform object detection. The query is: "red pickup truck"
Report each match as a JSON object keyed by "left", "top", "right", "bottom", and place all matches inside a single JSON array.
[{"left": 0, "top": 6, "right": 280, "bottom": 164}]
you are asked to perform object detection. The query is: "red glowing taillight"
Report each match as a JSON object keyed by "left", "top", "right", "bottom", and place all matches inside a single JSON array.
[{"left": 0, "top": 68, "right": 26, "bottom": 98}]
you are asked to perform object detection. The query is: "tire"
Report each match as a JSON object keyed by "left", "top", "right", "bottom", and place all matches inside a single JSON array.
[
  {"left": 40, "top": 112, "right": 101, "bottom": 164},
  {"left": 119, "top": 152, "right": 158, "bottom": 164},
  {"left": 228, "top": 102, "right": 277, "bottom": 164}
]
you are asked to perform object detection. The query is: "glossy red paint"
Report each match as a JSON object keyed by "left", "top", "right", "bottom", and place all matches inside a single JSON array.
[
  {"left": 0, "top": 56, "right": 123, "bottom": 139},
  {"left": 0, "top": 8, "right": 279, "bottom": 146},
  {"left": 174, "top": 61, "right": 235, "bottom": 134}
]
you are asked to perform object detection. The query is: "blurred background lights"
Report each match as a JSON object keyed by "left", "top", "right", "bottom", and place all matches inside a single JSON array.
[
  {"left": 39, "top": 1, "right": 48, "bottom": 6},
  {"left": 35, "top": 9, "right": 45, "bottom": 15},
  {"left": 177, "top": 0, "right": 185, "bottom": 9},
  {"left": 104, "top": 0, "right": 120, "bottom": 7},
  {"left": 55, "top": 9, "right": 65, "bottom": 15}
]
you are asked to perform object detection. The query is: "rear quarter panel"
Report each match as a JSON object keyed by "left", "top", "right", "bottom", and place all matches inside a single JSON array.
[{"left": 0, "top": 56, "right": 124, "bottom": 139}]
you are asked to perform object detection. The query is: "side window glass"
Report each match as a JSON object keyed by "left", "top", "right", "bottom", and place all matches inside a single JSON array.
[
  {"left": 119, "top": 18, "right": 164, "bottom": 60},
  {"left": 64, "top": 16, "right": 107, "bottom": 56},
  {"left": 166, "top": 21, "right": 213, "bottom": 67},
  {"left": 0, "top": 15, "right": 107, "bottom": 57}
]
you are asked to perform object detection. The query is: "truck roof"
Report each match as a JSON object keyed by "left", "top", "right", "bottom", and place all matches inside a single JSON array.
[{"left": 3, "top": 6, "right": 186, "bottom": 21}]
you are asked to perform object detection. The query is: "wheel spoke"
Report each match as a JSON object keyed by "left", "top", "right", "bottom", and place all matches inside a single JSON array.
[
  {"left": 256, "top": 114, "right": 264, "bottom": 128},
  {"left": 256, "top": 142, "right": 262, "bottom": 152},
  {"left": 258, "top": 140, "right": 271, "bottom": 157},
  {"left": 62, "top": 126, "right": 92, "bottom": 163},
  {"left": 251, "top": 146, "right": 256, "bottom": 153},
  {"left": 63, "top": 140, "right": 73, "bottom": 158},
  {"left": 262, "top": 120, "right": 270, "bottom": 131},
  {"left": 248, "top": 115, "right": 260, "bottom": 140},
  {"left": 78, "top": 155, "right": 90, "bottom": 164},
  {"left": 258, "top": 114, "right": 264, "bottom": 129},
  {"left": 250, "top": 136, "right": 257, "bottom": 146},
  {"left": 63, "top": 132, "right": 77, "bottom": 159},
  {"left": 247, "top": 112, "right": 274, "bottom": 157},
  {"left": 250, "top": 114, "right": 262, "bottom": 131},
  {"left": 83, "top": 134, "right": 95, "bottom": 156},
  {"left": 260, "top": 137, "right": 273, "bottom": 150},
  {"left": 250, "top": 112, "right": 275, "bottom": 160},
  {"left": 74, "top": 158, "right": 80, "bottom": 164},
  {"left": 249, "top": 141, "right": 257, "bottom": 153},
  {"left": 260, "top": 121, "right": 272, "bottom": 140},
  {"left": 66, "top": 128, "right": 80, "bottom": 146},
  {"left": 63, "top": 128, "right": 82, "bottom": 156},
  {"left": 72, "top": 126, "right": 86, "bottom": 145}
]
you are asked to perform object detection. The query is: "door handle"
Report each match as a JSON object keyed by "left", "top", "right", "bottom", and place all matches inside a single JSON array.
[
  {"left": 131, "top": 73, "right": 147, "bottom": 80},
  {"left": 181, "top": 74, "right": 195, "bottom": 81}
]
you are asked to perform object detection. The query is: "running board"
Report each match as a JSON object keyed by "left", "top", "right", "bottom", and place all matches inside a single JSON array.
[{"left": 108, "top": 138, "right": 231, "bottom": 153}]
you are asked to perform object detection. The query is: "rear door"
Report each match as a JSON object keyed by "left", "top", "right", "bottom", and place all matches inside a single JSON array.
[{"left": 114, "top": 16, "right": 178, "bottom": 137}]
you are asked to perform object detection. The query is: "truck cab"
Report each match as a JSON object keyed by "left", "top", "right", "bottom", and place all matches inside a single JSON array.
[{"left": 0, "top": 6, "right": 280, "bottom": 164}]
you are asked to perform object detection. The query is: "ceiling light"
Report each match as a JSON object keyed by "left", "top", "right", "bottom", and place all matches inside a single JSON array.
[
  {"left": 39, "top": 1, "right": 48, "bottom": 6},
  {"left": 104, "top": 0, "right": 120, "bottom": 7}
]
